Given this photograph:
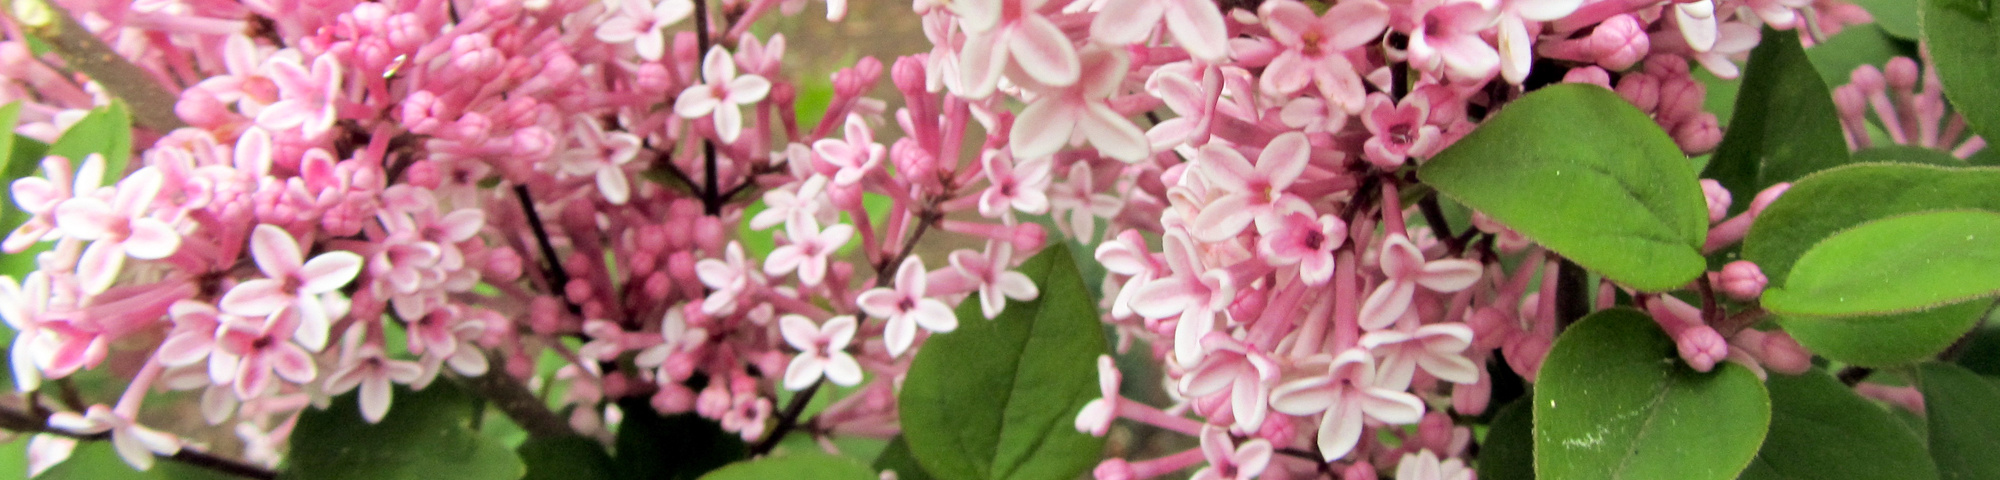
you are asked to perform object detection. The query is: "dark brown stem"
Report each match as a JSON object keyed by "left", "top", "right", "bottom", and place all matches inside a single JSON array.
[
  {"left": 1554, "top": 258, "right": 1588, "bottom": 332},
  {"left": 9, "top": 0, "right": 186, "bottom": 131},
  {"left": 1696, "top": 275, "right": 1720, "bottom": 325},
  {"left": 511, "top": 185, "right": 580, "bottom": 315},
  {"left": 1837, "top": 366, "right": 1874, "bottom": 386},
  {"left": 1416, "top": 193, "right": 1464, "bottom": 255},
  {"left": 749, "top": 379, "right": 820, "bottom": 455},
  {"left": 690, "top": 0, "right": 723, "bottom": 216},
  {"left": 450, "top": 364, "right": 574, "bottom": 439},
  {"left": 0, "top": 403, "right": 277, "bottom": 479}
]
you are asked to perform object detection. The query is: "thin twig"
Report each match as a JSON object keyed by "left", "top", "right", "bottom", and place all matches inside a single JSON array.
[
  {"left": 1416, "top": 193, "right": 1464, "bottom": 255},
  {"left": 512, "top": 185, "right": 580, "bottom": 315},
  {"left": 7, "top": 0, "right": 186, "bottom": 131},
  {"left": 449, "top": 363, "right": 574, "bottom": 439},
  {"left": 750, "top": 379, "right": 820, "bottom": 455},
  {"left": 1553, "top": 258, "right": 1588, "bottom": 332},
  {"left": 0, "top": 403, "right": 278, "bottom": 479}
]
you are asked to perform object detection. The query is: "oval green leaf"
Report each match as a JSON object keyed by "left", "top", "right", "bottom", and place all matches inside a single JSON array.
[
  {"left": 1923, "top": 0, "right": 2000, "bottom": 141},
  {"left": 1763, "top": 210, "right": 2000, "bottom": 317},
  {"left": 1419, "top": 84, "right": 1708, "bottom": 292},
  {"left": 611, "top": 397, "right": 746, "bottom": 480},
  {"left": 47, "top": 101, "right": 132, "bottom": 175},
  {"left": 1533, "top": 309, "right": 1769, "bottom": 480},
  {"left": 1744, "top": 163, "right": 2000, "bottom": 286},
  {"left": 1704, "top": 29, "right": 1852, "bottom": 217},
  {"left": 1852, "top": 145, "right": 1969, "bottom": 166},
  {"left": 1918, "top": 363, "right": 2000, "bottom": 480},
  {"left": 873, "top": 436, "right": 936, "bottom": 480},
  {"left": 1855, "top": 0, "right": 1921, "bottom": 39},
  {"left": 282, "top": 382, "right": 525, "bottom": 480},
  {"left": 1777, "top": 299, "right": 1990, "bottom": 367},
  {"left": 898, "top": 243, "right": 1106, "bottom": 480},
  {"left": 521, "top": 435, "right": 615, "bottom": 480},
  {"left": 697, "top": 453, "right": 875, "bottom": 480},
  {"left": 1739, "top": 370, "right": 1937, "bottom": 480}
]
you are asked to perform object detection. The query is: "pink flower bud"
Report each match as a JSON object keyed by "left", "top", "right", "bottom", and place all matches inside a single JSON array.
[
  {"left": 530, "top": 296, "right": 565, "bottom": 335},
  {"left": 1503, "top": 334, "right": 1551, "bottom": 382},
  {"left": 1012, "top": 222, "right": 1048, "bottom": 251},
  {"left": 1616, "top": 74, "right": 1661, "bottom": 112},
  {"left": 1755, "top": 330, "right": 1812, "bottom": 375},
  {"left": 507, "top": 352, "right": 535, "bottom": 379},
  {"left": 652, "top": 383, "right": 696, "bottom": 413},
  {"left": 1700, "top": 179, "right": 1732, "bottom": 223},
  {"left": 175, "top": 88, "right": 232, "bottom": 128},
  {"left": 1717, "top": 260, "right": 1766, "bottom": 300},
  {"left": 1749, "top": 182, "right": 1791, "bottom": 215},
  {"left": 1591, "top": 14, "right": 1650, "bottom": 71},
  {"left": 1672, "top": 113, "right": 1722, "bottom": 155},
  {"left": 892, "top": 55, "right": 928, "bottom": 98},
  {"left": 636, "top": 62, "right": 674, "bottom": 93},
  {"left": 1849, "top": 65, "right": 1886, "bottom": 93},
  {"left": 1885, "top": 57, "right": 1920, "bottom": 93},
  {"left": 1563, "top": 66, "right": 1613, "bottom": 88},
  {"left": 1452, "top": 369, "right": 1491, "bottom": 415},
  {"left": 1655, "top": 77, "right": 1705, "bottom": 122},
  {"left": 694, "top": 216, "right": 726, "bottom": 252},
  {"left": 835, "top": 56, "right": 883, "bottom": 98},
  {"left": 1833, "top": 85, "right": 1869, "bottom": 122},
  {"left": 1093, "top": 459, "right": 1135, "bottom": 480},
  {"left": 1341, "top": 461, "right": 1378, "bottom": 480},
  {"left": 1676, "top": 325, "right": 1727, "bottom": 372},
  {"left": 891, "top": 138, "right": 940, "bottom": 193},
  {"left": 485, "top": 247, "right": 523, "bottom": 280}
]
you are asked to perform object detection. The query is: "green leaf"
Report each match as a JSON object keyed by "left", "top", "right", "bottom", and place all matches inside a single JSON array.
[
  {"left": 282, "top": 382, "right": 525, "bottom": 480},
  {"left": 1923, "top": 0, "right": 2000, "bottom": 141},
  {"left": 1855, "top": 0, "right": 1922, "bottom": 39},
  {"left": 897, "top": 243, "right": 1106, "bottom": 480},
  {"left": 1852, "top": 145, "right": 1969, "bottom": 166},
  {"left": 1419, "top": 84, "right": 1708, "bottom": 292},
  {"left": 1705, "top": 29, "right": 1852, "bottom": 217},
  {"left": 30, "top": 441, "right": 231, "bottom": 480},
  {"left": 48, "top": 102, "right": 133, "bottom": 176},
  {"left": 1763, "top": 210, "right": 2000, "bottom": 317},
  {"left": 1533, "top": 309, "right": 1769, "bottom": 480},
  {"left": 873, "top": 436, "right": 936, "bottom": 480},
  {"left": 1743, "top": 163, "right": 2000, "bottom": 286},
  {"left": 1478, "top": 395, "right": 1535, "bottom": 480},
  {"left": 610, "top": 397, "right": 746, "bottom": 480},
  {"left": 1739, "top": 370, "right": 1937, "bottom": 480},
  {"left": 697, "top": 453, "right": 874, "bottom": 480},
  {"left": 1918, "top": 363, "right": 2000, "bottom": 480},
  {"left": 1778, "top": 299, "right": 1990, "bottom": 367},
  {"left": 519, "top": 435, "right": 614, "bottom": 480}
]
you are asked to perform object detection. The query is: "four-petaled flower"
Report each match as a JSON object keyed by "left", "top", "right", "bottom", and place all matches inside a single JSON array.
[
  {"left": 1190, "top": 425, "right": 1273, "bottom": 480},
  {"left": 764, "top": 215, "right": 854, "bottom": 286},
  {"left": 47, "top": 405, "right": 180, "bottom": 471},
  {"left": 676, "top": 46, "right": 773, "bottom": 143},
  {"left": 54, "top": 167, "right": 180, "bottom": 294},
  {"left": 1189, "top": 131, "right": 1312, "bottom": 242},
  {"left": 857, "top": 256, "right": 957, "bottom": 357},
  {"left": 218, "top": 224, "right": 364, "bottom": 352},
  {"left": 977, "top": 151, "right": 1052, "bottom": 223},
  {"left": 779, "top": 314, "right": 863, "bottom": 390},
  {"left": 812, "top": 114, "right": 885, "bottom": 186},
  {"left": 256, "top": 54, "right": 343, "bottom": 138},
  {"left": 595, "top": 0, "right": 695, "bottom": 61},
  {"left": 1009, "top": 46, "right": 1151, "bottom": 162},
  {"left": 1073, "top": 355, "right": 1122, "bottom": 436},
  {"left": 1259, "top": 0, "right": 1389, "bottom": 113},
  {"left": 949, "top": 242, "right": 1040, "bottom": 319},
  {"left": 1269, "top": 349, "right": 1425, "bottom": 461},
  {"left": 1359, "top": 233, "right": 1482, "bottom": 330},
  {"left": 325, "top": 341, "right": 426, "bottom": 423}
]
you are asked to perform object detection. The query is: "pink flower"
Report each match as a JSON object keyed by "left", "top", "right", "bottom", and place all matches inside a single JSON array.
[
  {"left": 676, "top": 46, "right": 773, "bottom": 143},
  {"left": 779, "top": 314, "right": 863, "bottom": 390},
  {"left": 1269, "top": 349, "right": 1426, "bottom": 461},
  {"left": 325, "top": 341, "right": 425, "bottom": 423},
  {"left": 1409, "top": 0, "right": 1502, "bottom": 81},
  {"left": 1073, "top": 355, "right": 1122, "bottom": 436},
  {"left": 812, "top": 114, "right": 885, "bottom": 186},
  {"left": 1360, "top": 322, "right": 1479, "bottom": 390},
  {"left": 1395, "top": 449, "right": 1473, "bottom": 480},
  {"left": 1047, "top": 162, "right": 1122, "bottom": 240},
  {"left": 750, "top": 175, "right": 829, "bottom": 231},
  {"left": 54, "top": 167, "right": 180, "bottom": 294},
  {"left": 1009, "top": 46, "right": 1150, "bottom": 162},
  {"left": 857, "top": 256, "right": 957, "bottom": 357},
  {"left": 553, "top": 118, "right": 644, "bottom": 204},
  {"left": 255, "top": 54, "right": 343, "bottom": 138},
  {"left": 1361, "top": 93, "right": 1443, "bottom": 170},
  {"left": 218, "top": 224, "right": 364, "bottom": 352},
  {"left": 765, "top": 216, "right": 853, "bottom": 286},
  {"left": 696, "top": 242, "right": 757, "bottom": 315},
  {"left": 952, "top": 0, "right": 1080, "bottom": 98},
  {"left": 6, "top": 154, "right": 101, "bottom": 253},
  {"left": 977, "top": 151, "right": 1052, "bottom": 222},
  {"left": 1258, "top": 0, "right": 1389, "bottom": 112},
  {"left": 948, "top": 242, "right": 1039, "bottom": 319},
  {"left": 47, "top": 405, "right": 180, "bottom": 471},
  {"left": 595, "top": 0, "right": 695, "bottom": 61},
  {"left": 1089, "top": 0, "right": 1229, "bottom": 62},
  {"left": 1190, "top": 425, "right": 1273, "bottom": 480},
  {"left": 190, "top": 35, "right": 284, "bottom": 111},
  {"left": 1259, "top": 209, "right": 1347, "bottom": 285},
  {"left": 1096, "top": 230, "right": 1161, "bottom": 319},
  {"left": 1188, "top": 131, "right": 1311, "bottom": 242},
  {"left": 1178, "top": 334, "right": 1279, "bottom": 432},
  {"left": 0, "top": 272, "right": 51, "bottom": 391},
  {"left": 1130, "top": 232, "right": 1235, "bottom": 365},
  {"left": 1358, "top": 233, "right": 1482, "bottom": 330},
  {"left": 211, "top": 307, "right": 318, "bottom": 399},
  {"left": 1495, "top": 0, "right": 1584, "bottom": 84}
]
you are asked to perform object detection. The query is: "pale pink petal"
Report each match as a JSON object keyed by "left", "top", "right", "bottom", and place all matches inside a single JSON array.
[
  {"left": 1318, "top": 399, "right": 1365, "bottom": 460},
  {"left": 1260, "top": 132, "right": 1311, "bottom": 188},
  {"left": 123, "top": 219, "right": 180, "bottom": 260},
  {"left": 1162, "top": 0, "right": 1229, "bottom": 62},
  {"left": 883, "top": 315, "right": 916, "bottom": 357},
  {"left": 1419, "top": 353, "right": 1480, "bottom": 384},
  {"left": 824, "top": 315, "right": 858, "bottom": 349},
  {"left": 1075, "top": 399, "right": 1112, "bottom": 435},
  {"left": 1191, "top": 195, "right": 1256, "bottom": 242},
  {"left": 249, "top": 225, "right": 304, "bottom": 278},
  {"left": 1129, "top": 278, "right": 1196, "bottom": 319},
  {"left": 1416, "top": 259, "right": 1483, "bottom": 292},
  {"left": 726, "top": 75, "right": 771, "bottom": 104},
  {"left": 913, "top": 300, "right": 957, "bottom": 332},
  {"left": 714, "top": 103, "right": 744, "bottom": 143},
  {"left": 359, "top": 377, "right": 393, "bottom": 423},
  {"left": 594, "top": 17, "right": 642, "bottom": 41},
  {"left": 1089, "top": 0, "right": 1165, "bottom": 46},
  {"left": 822, "top": 352, "right": 863, "bottom": 386},
  {"left": 53, "top": 198, "right": 116, "bottom": 240},
  {"left": 27, "top": 434, "right": 76, "bottom": 477},
  {"left": 1010, "top": 98, "right": 1080, "bottom": 160},
  {"left": 1237, "top": 440, "right": 1273, "bottom": 477},
  {"left": 299, "top": 251, "right": 362, "bottom": 294},
  {"left": 959, "top": 31, "right": 1008, "bottom": 98},
  {"left": 783, "top": 355, "right": 825, "bottom": 390},
  {"left": 1358, "top": 280, "right": 1415, "bottom": 331},
  {"left": 111, "top": 429, "right": 158, "bottom": 471},
  {"left": 1323, "top": 1, "right": 1390, "bottom": 49},
  {"left": 856, "top": 289, "right": 902, "bottom": 319},
  {"left": 1260, "top": 52, "right": 1312, "bottom": 96},
  {"left": 75, "top": 239, "right": 126, "bottom": 294},
  {"left": 1361, "top": 390, "right": 1426, "bottom": 424},
  {"left": 270, "top": 345, "right": 317, "bottom": 383},
  {"left": 1080, "top": 104, "right": 1150, "bottom": 162},
  {"left": 1008, "top": 15, "right": 1082, "bottom": 87},
  {"left": 675, "top": 88, "right": 721, "bottom": 118},
  {"left": 778, "top": 315, "right": 819, "bottom": 351}
]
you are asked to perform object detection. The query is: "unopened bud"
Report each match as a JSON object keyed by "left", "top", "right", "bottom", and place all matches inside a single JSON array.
[{"left": 1718, "top": 261, "right": 1767, "bottom": 300}]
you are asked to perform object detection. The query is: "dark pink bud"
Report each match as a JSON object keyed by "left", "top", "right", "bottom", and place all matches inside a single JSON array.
[
  {"left": 486, "top": 247, "right": 523, "bottom": 280},
  {"left": 1718, "top": 260, "right": 1767, "bottom": 300},
  {"left": 1849, "top": 64, "right": 1886, "bottom": 93},
  {"left": 1341, "top": 461, "right": 1377, "bottom": 480},
  {"left": 602, "top": 372, "right": 632, "bottom": 398},
  {"left": 1452, "top": 369, "right": 1491, "bottom": 415},
  {"left": 835, "top": 56, "right": 884, "bottom": 98},
  {"left": 565, "top": 278, "right": 594, "bottom": 305},
  {"left": 1700, "top": 179, "right": 1732, "bottom": 223},
  {"left": 694, "top": 216, "right": 726, "bottom": 252},
  {"left": 891, "top": 138, "right": 940, "bottom": 194},
  {"left": 1616, "top": 74, "right": 1661, "bottom": 112},
  {"left": 1833, "top": 85, "right": 1868, "bottom": 121},
  {"left": 530, "top": 296, "right": 564, "bottom": 335},
  {"left": 1417, "top": 411, "right": 1454, "bottom": 453},
  {"left": 1012, "top": 222, "right": 1048, "bottom": 251},
  {"left": 404, "top": 160, "right": 442, "bottom": 189},
  {"left": 1092, "top": 459, "right": 1134, "bottom": 480},
  {"left": 1885, "top": 57, "right": 1920, "bottom": 93},
  {"left": 506, "top": 352, "right": 534, "bottom": 378},
  {"left": 175, "top": 88, "right": 231, "bottom": 128},
  {"left": 1672, "top": 113, "right": 1723, "bottom": 155},
  {"left": 1504, "top": 334, "right": 1551, "bottom": 382},
  {"left": 1591, "top": 14, "right": 1650, "bottom": 71},
  {"left": 1655, "top": 77, "right": 1705, "bottom": 121},
  {"left": 636, "top": 63, "right": 674, "bottom": 93},
  {"left": 1749, "top": 182, "right": 1791, "bottom": 215},
  {"left": 892, "top": 55, "right": 928, "bottom": 98},
  {"left": 1677, "top": 325, "right": 1727, "bottom": 372},
  {"left": 1562, "top": 66, "right": 1612, "bottom": 88},
  {"left": 1757, "top": 331, "right": 1813, "bottom": 375},
  {"left": 652, "top": 384, "right": 696, "bottom": 413}
]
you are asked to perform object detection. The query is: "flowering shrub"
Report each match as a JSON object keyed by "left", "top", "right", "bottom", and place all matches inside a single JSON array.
[{"left": 0, "top": 0, "right": 1995, "bottom": 477}]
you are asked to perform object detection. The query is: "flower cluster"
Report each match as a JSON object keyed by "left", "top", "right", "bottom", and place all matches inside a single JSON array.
[{"left": 0, "top": 0, "right": 1963, "bottom": 474}]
